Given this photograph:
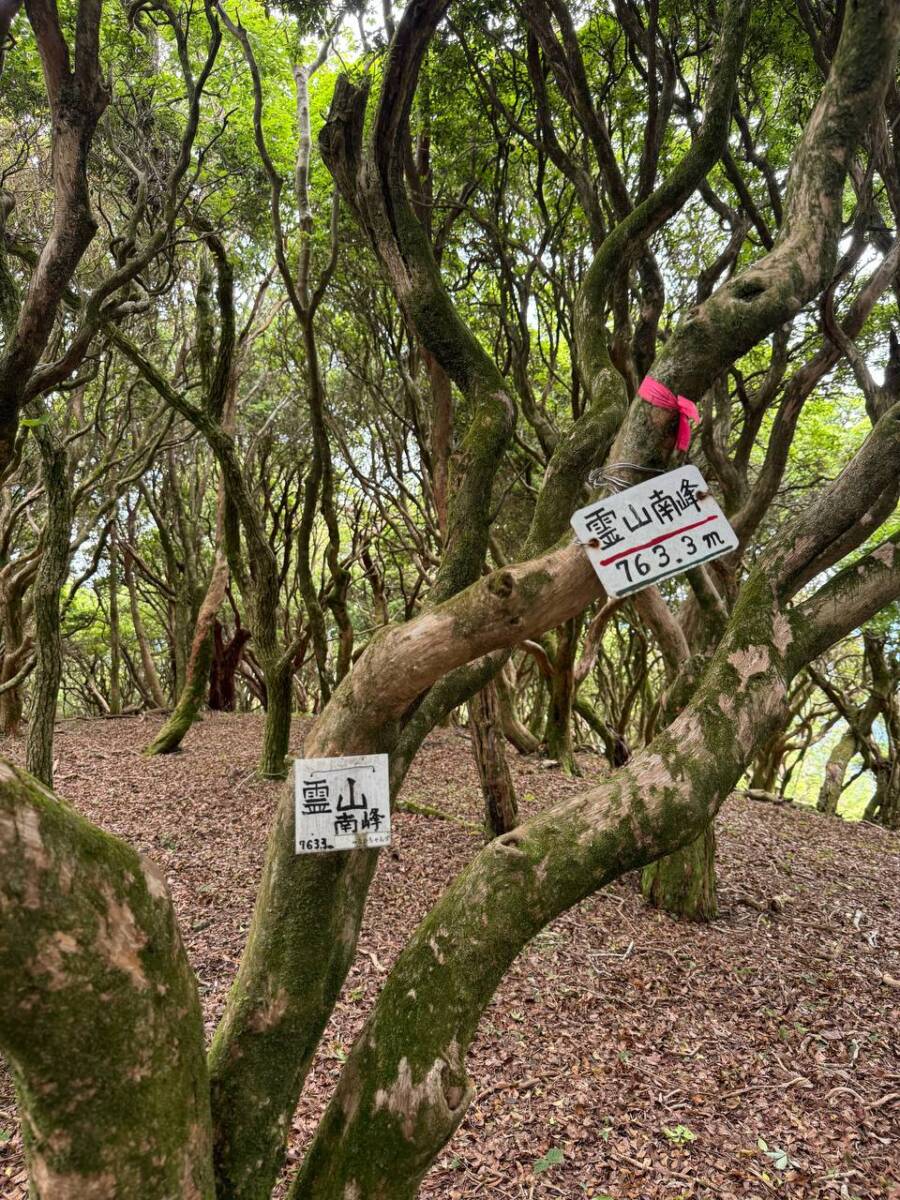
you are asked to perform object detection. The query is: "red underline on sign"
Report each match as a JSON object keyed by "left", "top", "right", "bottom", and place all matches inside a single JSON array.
[{"left": 599, "top": 514, "right": 718, "bottom": 566}]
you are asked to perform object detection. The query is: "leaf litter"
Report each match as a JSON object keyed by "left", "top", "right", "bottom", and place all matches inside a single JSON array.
[{"left": 0, "top": 712, "right": 898, "bottom": 1199}]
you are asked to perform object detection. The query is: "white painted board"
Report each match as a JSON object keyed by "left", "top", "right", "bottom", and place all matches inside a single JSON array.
[
  {"left": 570, "top": 466, "right": 738, "bottom": 599},
  {"left": 294, "top": 754, "right": 391, "bottom": 853}
]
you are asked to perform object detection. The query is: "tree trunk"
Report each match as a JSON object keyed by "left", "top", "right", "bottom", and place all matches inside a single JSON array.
[
  {"left": 25, "top": 429, "right": 71, "bottom": 789},
  {"left": 108, "top": 520, "right": 122, "bottom": 716},
  {"left": 574, "top": 696, "right": 631, "bottom": 766},
  {"left": 0, "top": 593, "right": 27, "bottom": 736},
  {"left": 145, "top": 551, "right": 228, "bottom": 755},
  {"left": 0, "top": 761, "right": 215, "bottom": 1198},
  {"left": 259, "top": 657, "right": 294, "bottom": 779},
  {"left": 749, "top": 733, "right": 786, "bottom": 792},
  {"left": 208, "top": 619, "right": 251, "bottom": 711},
  {"left": 817, "top": 726, "right": 857, "bottom": 814},
  {"left": 641, "top": 823, "right": 718, "bottom": 921},
  {"left": 124, "top": 544, "right": 167, "bottom": 710},
  {"left": 544, "top": 617, "right": 581, "bottom": 774},
  {"left": 495, "top": 664, "right": 540, "bottom": 754},
  {"left": 865, "top": 760, "right": 900, "bottom": 829},
  {"left": 469, "top": 678, "right": 518, "bottom": 837}
]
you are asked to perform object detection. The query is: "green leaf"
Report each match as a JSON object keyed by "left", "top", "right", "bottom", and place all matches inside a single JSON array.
[
  {"left": 533, "top": 1147, "right": 565, "bottom": 1174},
  {"left": 662, "top": 1124, "right": 697, "bottom": 1146},
  {"left": 757, "top": 1138, "right": 798, "bottom": 1170}
]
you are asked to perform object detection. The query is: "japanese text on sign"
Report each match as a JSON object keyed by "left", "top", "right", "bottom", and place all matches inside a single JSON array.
[
  {"left": 570, "top": 466, "right": 738, "bottom": 598},
  {"left": 294, "top": 753, "right": 391, "bottom": 854}
]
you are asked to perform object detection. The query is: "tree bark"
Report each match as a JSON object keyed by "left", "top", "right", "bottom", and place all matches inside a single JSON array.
[
  {"left": 107, "top": 520, "right": 122, "bottom": 716},
  {"left": 544, "top": 617, "right": 581, "bottom": 775},
  {"left": 208, "top": 618, "right": 251, "bottom": 711},
  {"left": 0, "top": 759, "right": 214, "bottom": 1197},
  {"left": 817, "top": 726, "right": 858, "bottom": 815},
  {"left": 145, "top": 551, "right": 227, "bottom": 756},
  {"left": 259, "top": 655, "right": 294, "bottom": 779},
  {"left": 124, "top": 536, "right": 167, "bottom": 710},
  {"left": 25, "top": 428, "right": 71, "bottom": 789},
  {"left": 469, "top": 679, "right": 518, "bottom": 837},
  {"left": 495, "top": 665, "right": 540, "bottom": 754},
  {"left": 641, "top": 822, "right": 718, "bottom": 921}
]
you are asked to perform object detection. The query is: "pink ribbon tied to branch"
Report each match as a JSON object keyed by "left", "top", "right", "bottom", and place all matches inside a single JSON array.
[{"left": 637, "top": 376, "right": 699, "bottom": 452}]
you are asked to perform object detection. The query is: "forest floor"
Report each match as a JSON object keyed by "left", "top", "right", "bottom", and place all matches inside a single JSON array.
[{"left": 1, "top": 712, "right": 899, "bottom": 1200}]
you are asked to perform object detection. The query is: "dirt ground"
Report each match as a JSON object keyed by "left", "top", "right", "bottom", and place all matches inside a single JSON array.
[{"left": 1, "top": 712, "right": 899, "bottom": 1199}]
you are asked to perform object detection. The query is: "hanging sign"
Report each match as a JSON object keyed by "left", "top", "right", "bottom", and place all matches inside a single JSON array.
[
  {"left": 571, "top": 466, "right": 738, "bottom": 599},
  {"left": 294, "top": 753, "right": 391, "bottom": 854}
]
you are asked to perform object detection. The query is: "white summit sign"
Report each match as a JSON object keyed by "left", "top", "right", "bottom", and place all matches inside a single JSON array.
[
  {"left": 571, "top": 466, "right": 738, "bottom": 599},
  {"left": 294, "top": 753, "right": 391, "bottom": 854}
]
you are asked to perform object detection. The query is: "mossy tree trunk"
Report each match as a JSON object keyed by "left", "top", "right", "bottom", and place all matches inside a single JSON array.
[
  {"left": 642, "top": 822, "right": 718, "bottom": 921},
  {"left": 25, "top": 427, "right": 72, "bottom": 789},
  {"left": 5, "top": 4, "right": 900, "bottom": 1200},
  {"left": 259, "top": 654, "right": 295, "bottom": 779},
  {"left": 0, "top": 761, "right": 215, "bottom": 1198}
]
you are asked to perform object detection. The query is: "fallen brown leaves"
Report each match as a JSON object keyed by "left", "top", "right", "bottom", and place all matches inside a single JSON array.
[{"left": 1, "top": 712, "right": 898, "bottom": 1199}]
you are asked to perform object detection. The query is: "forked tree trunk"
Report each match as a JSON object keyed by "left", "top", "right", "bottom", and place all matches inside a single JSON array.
[
  {"left": 208, "top": 620, "right": 251, "bottom": 711},
  {"left": 469, "top": 678, "right": 518, "bottom": 837},
  {"left": 641, "top": 823, "right": 718, "bottom": 922}
]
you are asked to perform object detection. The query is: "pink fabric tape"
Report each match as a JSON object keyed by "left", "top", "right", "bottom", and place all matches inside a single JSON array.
[{"left": 637, "top": 376, "right": 699, "bottom": 452}]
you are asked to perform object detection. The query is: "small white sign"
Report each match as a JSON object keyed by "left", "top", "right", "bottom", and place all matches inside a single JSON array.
[
  {"left": 571, "top": 466, "right": 737, "bottom": 599},
  {"left": 294, "top": 754, "right": 391, "bottom": 854}
]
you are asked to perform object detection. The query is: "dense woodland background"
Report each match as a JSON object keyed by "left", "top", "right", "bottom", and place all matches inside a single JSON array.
[{"left": 0, "top": 0, "right": 896, "bottom": 817}]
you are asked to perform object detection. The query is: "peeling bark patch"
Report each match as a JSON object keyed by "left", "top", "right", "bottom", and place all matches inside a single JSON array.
[
  {"left": 34, "top": 930, "right": 79, "bottom": 990},
  {"left": 428, "top": 937, "right": 445, "bottom": 964},
  {"left": 373, "top": 1055, "right": 459, "bottom": 1139},
  {"left": 95, "top": 886, "right": 148, "bottom": 989},
  {"left": 873, "top": 543, "right": 896, "bottom": 567},
  {"left": 140, "top": 855, "right": 169, "bottom": 901},
  {"left": 771, "top": 612, "right": 792, "bottom": 656},
  {"left": 727, "top": 646, "right": 770, "bottom": 685},
  {"left": 15, "top": 806, "right": 49, "bottom": 866},
  {"left": 248, "top": 986, "right": 290, "bottom": 1032},
  {"left": 343, "top": 1183, "right": 361, "bottom": 1200}
]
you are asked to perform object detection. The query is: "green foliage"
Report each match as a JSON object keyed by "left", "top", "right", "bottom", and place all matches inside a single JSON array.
[
  {"left": 533, "top": 1146, "right": 565, "bottom": 1174},
  {"left": 662, "top": 1124, "right": 697, "bottom": 1146}
]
